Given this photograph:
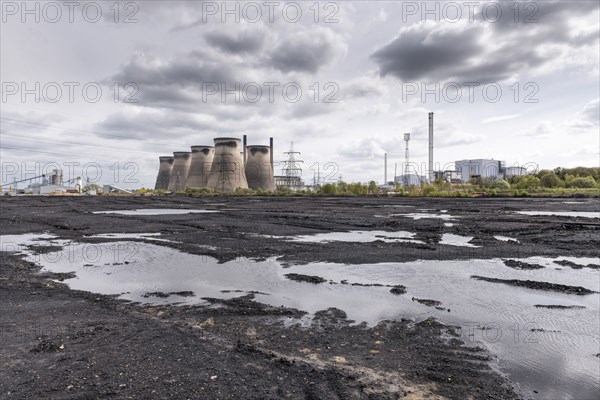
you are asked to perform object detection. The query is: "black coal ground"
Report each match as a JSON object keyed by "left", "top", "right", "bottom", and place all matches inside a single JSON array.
[{"left": 1, "top": 196, "right": 598, "bottom": 399}]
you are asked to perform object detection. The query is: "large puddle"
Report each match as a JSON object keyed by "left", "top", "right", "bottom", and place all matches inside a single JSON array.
[
  {"left": 516, "top": 211, "right": 599, "bottom": 219},
  {"left": 263, "top": 230, "right": 478, "bottom": 247},
  {"left": 93, "top": 209, "right": 220, "bottom": 215},
  {"left": 1, "top": 234, "right": 599, "bottom": 399},
  {"left": 275, "top": 230, "right": 421, "bottom": 244}
]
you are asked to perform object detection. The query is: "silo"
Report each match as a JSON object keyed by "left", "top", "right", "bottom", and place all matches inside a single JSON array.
[
  {"left": 154, "top": 156, "right": 174, "bottom": 190},
  {"left": 186, "top": 146, "right": 214, "bottom": 188},
  {"left": 206, "top": 137, "right": 248, "bottom": 191},
  {"left": 245, "top": 145, "right": 275, "bottom": 191},
  {"left": 167, "top": 152, "right": 191, "bottom": 192}
]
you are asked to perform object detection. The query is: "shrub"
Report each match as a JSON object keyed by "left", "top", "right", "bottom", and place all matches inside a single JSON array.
[
  {"left": 540, "top": 173, "right": 564, "bottom": 188},
  {"left": 513, "top": 175, "right": 540, "bottom": 190},
  {"left": 491, "top": 179, "right": 511, "bottom": 190},
  {"left": 421, "top": 185, "right": 438, "bottom": 197},
  {"left": 319, "top": 183, "right": 338, "bottom": 195},
  {"left": 566, "top": 176, "right": 598, "bottom": 188}
]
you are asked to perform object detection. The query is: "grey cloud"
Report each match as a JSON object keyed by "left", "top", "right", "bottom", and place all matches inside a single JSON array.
[
  {"left": 480, "top": 0, "right": 599, "bottom": 47},
  {"left": 371, "top": 1, "right": 599, "bottom": 84},
  {"left": 267, "top": 29, "right": 346, "bottom": 74},
  {"left": 581, "top": 98, "right": 599, "bottom": 124},
  {"left": 205, "top": 29, "right": 267, "bottom": 54},
  {"left": 341, "top": 77, "right": 386, "bottom": 99},
  {"left": 372, "top": 25, "right": 483, "bottom": 81},
  {"left": 110, "top": 51, "right": 238, "bottom": 88},
  {"left": 95, "top": 111, "right": 221, "bottom": 140}
]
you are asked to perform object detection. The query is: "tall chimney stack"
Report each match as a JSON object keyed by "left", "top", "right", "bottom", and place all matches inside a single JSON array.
[
  {"left": 384, "top": 152, "right": 388, "bottom": 184},
  {"left": 428, "top": 112, "right": 434, "bottom": 183},
  {"left": 269, "top": 137, "right": 274, "bottom": 173},
  {"left": 243, "top": 134, "right": 247, "bottom": 165}
]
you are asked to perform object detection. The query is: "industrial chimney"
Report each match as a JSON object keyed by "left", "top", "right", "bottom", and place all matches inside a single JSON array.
[
  {"left": 167, "top": 152, "right": 192, "bottom": 192},
  {"left": 155, "top": 156, "right": 174, "bottom": 190},
  {"left": 206, "top": 137, "right": 249, "bottom": 191},
  {"left": 186, "top": 146, "right": 214, "bottom": 188},
  {"left": 245, "top": 145, "right": 276, "bottom": 191},
  {"left": 384, "top": 152, "right": 388, "bottom": 184},
  {"left": 429, "top": 112, "right": 434, "bottom": 183}
]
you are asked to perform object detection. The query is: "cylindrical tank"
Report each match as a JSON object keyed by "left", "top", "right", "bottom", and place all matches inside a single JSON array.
[
  {"left": 245, "top": 145, "right": 275, "bottom": 191},
  {"left": 51, "top": 169, "right": 63, "bottom": 185},
  {"left": 154, "top": 156, "right": 174, "bottom": 190},
  {"left": 186, "top": 146, "right": 215, "bottom": 188},
  {"left": 167, "top": 152, "right": 192, "bottom": 192},
  {"left": 206, "top": 137, "right": 248, "bottom": 191}
]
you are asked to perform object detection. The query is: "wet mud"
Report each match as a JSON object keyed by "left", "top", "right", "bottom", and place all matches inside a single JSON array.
[{"left": 1, "top": 195, "right": 599, "bottom": 399}]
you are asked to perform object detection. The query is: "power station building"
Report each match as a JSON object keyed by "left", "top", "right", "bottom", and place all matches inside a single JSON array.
[
  {"left": 155, "top": 136, "right": 276, "bottom": 192},
  {"left": 455, "top": 159, "right": 506, "bottom": 183}
]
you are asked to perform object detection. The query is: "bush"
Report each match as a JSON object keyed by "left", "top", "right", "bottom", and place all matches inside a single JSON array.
[
  {"left": 319, "top": 183, "right": 338, "bottom": 195},
  {"left": 566, "top": 176, "right": 598, "bottom": 188},
  {"left": 421, "top": 185, "right": 438, "bottom": 197},
  {"left": 513, "top": 175, "right": 540, "bottom": 190},
  {"left": 540, "top": 173, "right": 564, "bottom": 188},
  {"left": 491, "top": 179, "right": 511, "bottom": 190}
]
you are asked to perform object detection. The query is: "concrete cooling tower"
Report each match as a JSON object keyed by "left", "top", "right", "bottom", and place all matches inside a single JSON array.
[
  {"left": 186, "top": 146, "right": 215, "bottom": 188},
  {"left": 245, "top": 145, "right": 275, "bottom": 191},
  {"left": 167, "top": 151, "right": 191, "bottom": 192},
  {"left": 154, "top": 156, "right": 174, "bottom": 190},
  {"left": 206, "top": 137, "right": 248, "bottom": 191}
]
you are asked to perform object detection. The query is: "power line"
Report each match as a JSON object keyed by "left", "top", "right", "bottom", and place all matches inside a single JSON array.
[{"left": 1, "top": 132, "right": 158, "bottom": 156}]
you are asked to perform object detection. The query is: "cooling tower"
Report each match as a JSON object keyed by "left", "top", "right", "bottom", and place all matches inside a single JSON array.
[
  {"left": 206, "top": 137, "right": 248, "bottom": 191},
  {"left": 245, "top": 145, "right": 275, "bottom": 191},
  {"left": 154, "top": 156, "right": 174, "bottom": 190},
  {"left": 186, "top": 146, "right": 214, "bottom": 188},
  {"left": 167, "top": 152, "right": 191, "bottom": 192}
]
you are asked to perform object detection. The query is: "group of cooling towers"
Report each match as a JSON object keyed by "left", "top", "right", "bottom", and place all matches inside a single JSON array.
[{"left": 154, "top": 136, "right": 276, "bottom": 192}]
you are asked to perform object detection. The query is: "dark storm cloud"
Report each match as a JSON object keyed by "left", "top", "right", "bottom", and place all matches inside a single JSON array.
[
  {"left": 205, "top": 29, "right": 267, "bottom": 54},
  {"left": 371, "top": 25, "right": 483, "bottom": 81},
  {"left": 266, "top": 29, "right": 345, "bottom": 74},
  {"left": 480, "top": 0, "right": 599, "bottom": 46},
  {"left": 371, "top": 1, "right": 599, "bottom": 83}
]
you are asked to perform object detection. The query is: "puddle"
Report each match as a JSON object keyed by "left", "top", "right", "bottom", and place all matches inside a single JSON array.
[
  {"left": 444, "top": 223, "right": 455, "bottom": 227},
  {"left": 87, "top": 233, "right": 178, "bottom": 243},
  {"left": 392, "top": 213, "right": 458, "bottom": 221},
  {"left": 516, "top": 211, "right": 599, "bottom": 219},
  {"left": 279, "top": 230, "right": 422, "bottom": 244},
  {"left": 494, "top": 236, "right": 520, "bottom": 243},
  {"left": 439, "top": 233, "right": 479, "bottom": 248},
  {"left": 93, "top": 209, "right": 220, "bottom": 216},
  {"left": 2, "top": 234, "right": 599, "bottom": 400}
]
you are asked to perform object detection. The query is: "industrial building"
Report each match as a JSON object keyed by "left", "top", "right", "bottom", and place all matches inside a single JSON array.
[
  {"left": 1, "top": 169, "right": 84, "bottom": 195},
  {"left": 395, "top": 174, "right": 428, "bottom": 187},
  {"left": 455, "top": 159, "right": 505, "bottom": 183},
  {"left": 155, "top": 135, "right": 277, "bottom": 192},
  {"left": 504, "top": 166, "right": 528, "bottom": 179}
]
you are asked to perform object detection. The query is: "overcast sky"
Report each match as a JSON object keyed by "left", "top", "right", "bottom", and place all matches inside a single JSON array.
[{"left": 1, "top": 0, "right": 599, "bottom": 187}]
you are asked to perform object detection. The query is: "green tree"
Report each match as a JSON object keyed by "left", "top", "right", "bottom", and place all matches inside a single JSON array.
[
  {"left": 491, "top": 179, "right": 511, "bottom": 190},
  {"left": 368, "top": 181, "right": 379, "bottom": 194},
  {"left": 540, "top": 173, "right": 564, "bottom": 188},
  {"left": 319, "top": 183, "right": 338, "bottom": 195},
  {"left": 566, "top": 176, "right": 598, "bottom": 188},
  {"left": 514, "top": 175, "right": 540, "bottom": 190}
]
